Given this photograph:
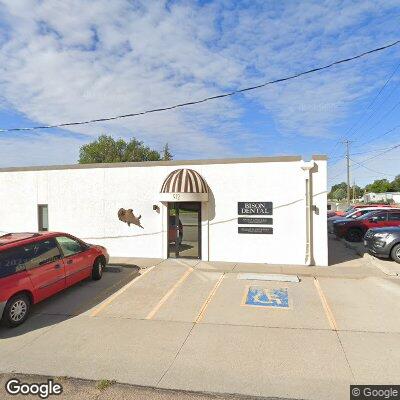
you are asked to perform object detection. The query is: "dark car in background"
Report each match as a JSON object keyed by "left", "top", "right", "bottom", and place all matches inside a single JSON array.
[
  {"left": 333, "top": 210, "right": 400, "bottom": 242},
  {"left": 364, "top": 227, "right": 400, "bottom": 263}
]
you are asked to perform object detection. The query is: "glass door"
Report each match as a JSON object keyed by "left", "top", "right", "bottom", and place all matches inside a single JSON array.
[{"left": 168, "top": 202, "right": 201, "bottom": 259}]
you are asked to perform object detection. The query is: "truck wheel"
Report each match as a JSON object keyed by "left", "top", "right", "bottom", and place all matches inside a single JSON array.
[
  {"left": 1, "top": 293, "right": 31, "bottom": 328},
  {"left": 92, "top": 258, "right": 105, "bottom": 280},
  {"left": 391, "top": 244, "right": 400, "bottom": 264},
  {"left": 346, "top": 228, "right": 363, "bottom": 242}
]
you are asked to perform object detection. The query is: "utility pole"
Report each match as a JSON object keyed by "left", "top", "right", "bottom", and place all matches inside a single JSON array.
[{"left": 342, "top": 140, "right": 352, "bottom": 206}]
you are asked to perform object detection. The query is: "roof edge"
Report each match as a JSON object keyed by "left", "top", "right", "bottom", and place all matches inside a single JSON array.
[
  {"left": 312, "top": 154, "right": 328, "bottom": 160},
  {"left": 0, "top": 155, "right": 304, "bottom": 173}
]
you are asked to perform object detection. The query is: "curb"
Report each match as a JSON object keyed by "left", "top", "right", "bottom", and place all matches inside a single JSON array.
[{"left": 341, "top": 239, "right": 399, "bottom": 277}]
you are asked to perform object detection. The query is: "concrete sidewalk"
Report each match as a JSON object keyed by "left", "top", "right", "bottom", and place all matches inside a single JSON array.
[
  {"left": 340, "top": 238, "right": 400, "bottom": 277},
  {"left": 1, "top": 239, "right": 399, "bottom": 400}
]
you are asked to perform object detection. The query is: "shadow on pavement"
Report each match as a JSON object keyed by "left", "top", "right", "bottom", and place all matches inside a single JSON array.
[
  {"left": 0, "top": 265, "right": 140, "bottom": 338},
  {"left": 328, "top": 236, "right": 363, "bottom": 266}
]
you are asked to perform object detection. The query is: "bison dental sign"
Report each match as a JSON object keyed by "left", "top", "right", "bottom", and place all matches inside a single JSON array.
[
  {"left": 238, "top": 202, "right": 273, "bottom": 215},
  {"left": 237, "top": 202, "right": 274, "bottom": 234}
]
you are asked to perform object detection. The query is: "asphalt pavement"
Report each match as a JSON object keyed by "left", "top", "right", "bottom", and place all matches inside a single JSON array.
[{"left": 0, "top": 239, "right": 399, "bottom": 400}]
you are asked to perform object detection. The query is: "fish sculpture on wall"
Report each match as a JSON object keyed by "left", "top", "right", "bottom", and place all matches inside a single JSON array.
[{"left": 118, "top": 208, "right": 144, "bottom": 229}]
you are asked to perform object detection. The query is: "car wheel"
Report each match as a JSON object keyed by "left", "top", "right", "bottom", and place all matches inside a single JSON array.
[
  {"left": 346, "top": 228, "right": 363, "bottom": 242},
  {"left": 92, "top": 258, "right": 105, "bottom": 280},
  {"left": 391, "top": 243, "right": 400, "bottom": 264},
  {"left": 1, "top": 293, "right": 31, "bottom": 328}
]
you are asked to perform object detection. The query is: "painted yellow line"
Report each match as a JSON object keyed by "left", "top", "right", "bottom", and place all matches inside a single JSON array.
[
  {"left": 72, "top": 269, "right": 139, "bottom": 316},
  {"left": 145, "top": 267, "right": 193, "bottom": 320},
  {"left": 90, "top": 266, "right": 156, "bottom": 317},
  {"left": 194, "top": 273, "right": 225, "bottom": 323},
  {"left": 313, "top": 277, "right": 338, "bottom": 331}
]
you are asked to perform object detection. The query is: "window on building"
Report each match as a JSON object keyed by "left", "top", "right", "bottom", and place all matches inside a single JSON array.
[{"left": 38, "top": 204, "right": 49, "bottom": 231}]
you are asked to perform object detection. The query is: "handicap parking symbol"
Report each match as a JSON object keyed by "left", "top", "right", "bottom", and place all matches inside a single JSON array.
[{"left": 244, "top": 286, "right": 289, "bottom": 308}]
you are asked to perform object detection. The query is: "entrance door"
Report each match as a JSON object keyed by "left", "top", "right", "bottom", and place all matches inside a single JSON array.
[{"left": 168, "top": 202, "right": 201, "bottom": 259}]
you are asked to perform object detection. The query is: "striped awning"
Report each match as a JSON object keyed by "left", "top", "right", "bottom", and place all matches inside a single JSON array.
[{"left": 160, "top": 168, "right": 209, "bottom": 202}]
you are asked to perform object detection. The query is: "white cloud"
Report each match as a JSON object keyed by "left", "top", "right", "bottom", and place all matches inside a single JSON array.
[{"left": 0, "top": 0, "right": 399, "bottom": 166}]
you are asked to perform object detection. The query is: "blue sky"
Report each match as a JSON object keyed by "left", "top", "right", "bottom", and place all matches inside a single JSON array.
[{"left": 0, "top": 0, "right": 399, "bottom": 188}]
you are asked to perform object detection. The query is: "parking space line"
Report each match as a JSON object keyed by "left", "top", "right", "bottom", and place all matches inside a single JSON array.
[
  {"left": 145, "top": 267, "right": 193, "bottom": 320},
  {"left": 313, "top": 277, "right": 338, "bottom": 331},
  {"left": 194, "top": 273, "right": 225, "bottom": 323},
  {"left": 90, "top": 266, "right": 156, "bottom": 317}
]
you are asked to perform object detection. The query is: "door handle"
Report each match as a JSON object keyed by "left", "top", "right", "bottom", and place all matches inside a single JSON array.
[
  {"left": 54, "top": 264, "right": 61, "bottom": 269},
  {"left": 66, "top": 259, "right": 73, "bottom": 265}
]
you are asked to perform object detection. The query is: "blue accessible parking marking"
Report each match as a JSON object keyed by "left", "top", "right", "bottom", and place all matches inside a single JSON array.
[{"left": 243, "top": 286, "right": 289, "bottom": 308}]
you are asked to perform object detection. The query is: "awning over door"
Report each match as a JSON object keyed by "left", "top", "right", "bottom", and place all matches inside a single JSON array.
[{"left": 160, "top": 168, "right": 209, "bottom": 202}]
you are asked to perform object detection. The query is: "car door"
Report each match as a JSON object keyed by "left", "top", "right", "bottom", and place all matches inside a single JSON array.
[
  {"left": 26, "top": 238, "right": 66, "bottom": 302},
  {"left": 55, "top": 236, "right": 92, "bottom": 287},
  {"left": 387, "top": 212, "right": 400, "bottom": 227},
  {"left": 364, "top": 211, "right": 388, "bottom": 230}
]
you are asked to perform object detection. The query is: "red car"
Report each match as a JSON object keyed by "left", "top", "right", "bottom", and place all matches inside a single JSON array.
[
  {"left": 0, "top": 232, "right": 109, "bottom": 328},
  {"left": 333, "top": 210, "right": 400, "bottom": 242},
  {"left": 328, "top": 204, "right": 394, "bottom": 218}
]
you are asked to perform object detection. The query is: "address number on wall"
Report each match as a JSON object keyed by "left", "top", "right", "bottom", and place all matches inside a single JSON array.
[{"left": 172, "top": 193, "right": 181, "bottom": 200}]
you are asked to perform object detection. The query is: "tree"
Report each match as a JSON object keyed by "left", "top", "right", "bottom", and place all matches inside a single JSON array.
[
  {"left": 328, "top": 182, "right": 347, "bottom": 199},
  {"left": 79, "top": 135, "right": 168, "bottom": 164},
  {"left": 332, "top": 187, "right": 347, "bottom": 201},
  {"left": 162, "top": 143, "right": 173, "bottom": 161},
  {"left": 352, "top": 185, "right": 364, "bottom": 199},
  {"left": 364, "top": 179, "right": 391, "bottom": 193},
  {"left": 389, "top": 175, "right": 400, "bottom": 192}
]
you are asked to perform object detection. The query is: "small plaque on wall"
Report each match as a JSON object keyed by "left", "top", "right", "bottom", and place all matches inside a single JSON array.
[
  {"left": 238, "top": 217, "right": 273, "bottom": 225},
  {"left": 238, "top": 202, "right": 273, "bottom": 215},
  {"left": 238, "top": 227, "right": 273, "bottom": 234}
]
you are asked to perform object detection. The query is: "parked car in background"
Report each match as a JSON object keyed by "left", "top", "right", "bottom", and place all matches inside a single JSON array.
[
  {"left": 333, "top": 210, "right": 400, "bottom": 242},
  {"left": 328, "top": 207, "right": 399, "bottom": 233},
  {"left": 364, "top": 227, "right": 400, "bottom": 264},
  {"left": 327, "top": 203, "right": 395, "bottom": 218},
  {"left": 0, "top": 232, "right": 109, "bottom": 328}
]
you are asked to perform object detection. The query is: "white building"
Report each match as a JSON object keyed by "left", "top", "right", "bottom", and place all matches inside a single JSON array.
[
  {"left": 0, "top": 155, "right": 328, "bottom": 266},
  {"left": 363, "top": 192, "right": 400, "bottom": 204}
]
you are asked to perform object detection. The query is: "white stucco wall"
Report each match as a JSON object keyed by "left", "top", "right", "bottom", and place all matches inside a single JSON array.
[{"left": 0, "top": 157, "right": 328, "bottom": 266}]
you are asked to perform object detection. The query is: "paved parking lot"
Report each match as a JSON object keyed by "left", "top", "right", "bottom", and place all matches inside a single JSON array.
[{"left": 1, "top": 239, "right": 400, "bottom": 400}]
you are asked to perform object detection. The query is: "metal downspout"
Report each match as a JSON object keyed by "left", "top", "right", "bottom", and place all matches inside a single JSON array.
[{"left": 301, "top": 161, "right": 316, "bottom": 266}]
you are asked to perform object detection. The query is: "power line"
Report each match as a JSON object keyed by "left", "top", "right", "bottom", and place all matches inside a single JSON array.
[
  {"left": 348, "top": 84, "right": 400, "bottom": 139},
  {"left": 357, "top": 142, "right": 400, "bottom": 164},
  {"left": 328, "top": 168, "right": 347, "bottom": 182},
  {"left": 349, "top": 59, "right": 400, "bottom": 135},
  {"left": 354, "top": 124, "right": 400, "bottom": 148},
  {"left": 328, "top": 142, "right": 400, "bottom": 183},
  {"left": 1, "top": 39, "right": 400, "bottom": 132},
  {"left": 329, "top": 144, "right": 399, "bottom": 162},
  {"left": 328, "top": 56, "right": 400, "bottom": 158},
  {"left": 350, "top": 158, "right": 397, "bottom": 177}
]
